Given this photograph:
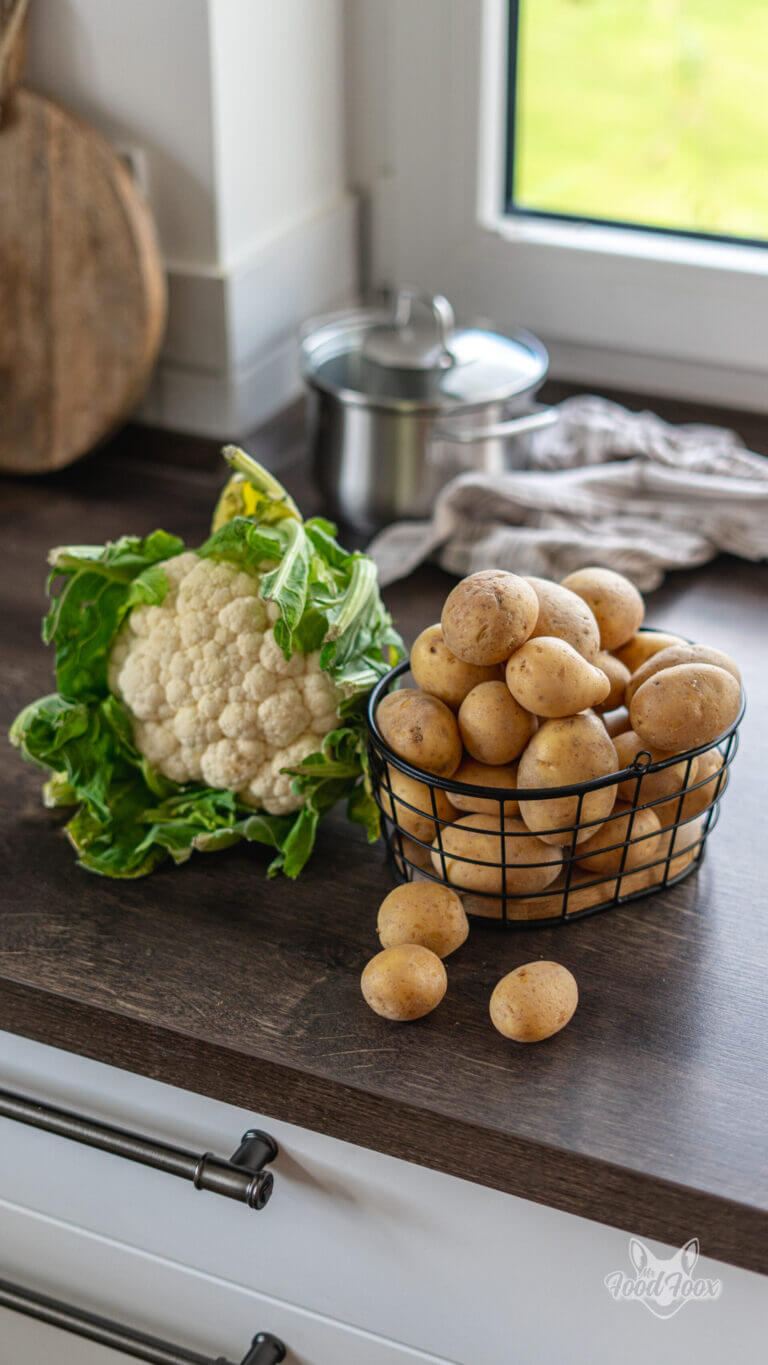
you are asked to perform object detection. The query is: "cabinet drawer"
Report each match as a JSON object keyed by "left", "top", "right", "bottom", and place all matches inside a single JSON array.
[
  {"left": 0, "top": 1198, "right": 453, "bottom": 1365},
  {"left": 1, "top": 1031, "right": 765, "bottom": 1365}
]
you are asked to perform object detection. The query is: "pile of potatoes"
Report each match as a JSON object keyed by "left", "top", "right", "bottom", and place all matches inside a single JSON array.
[
  {"left": 360, "top": 878, "right": 579, "bottom": 1043},
  {"left": 375, "top": 566, "right": 742, "bottom": 918}
]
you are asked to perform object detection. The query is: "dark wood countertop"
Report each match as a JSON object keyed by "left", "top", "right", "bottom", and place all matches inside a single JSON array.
[{"left": 1, "top": 420, "right": 767, "bottom": 1276}]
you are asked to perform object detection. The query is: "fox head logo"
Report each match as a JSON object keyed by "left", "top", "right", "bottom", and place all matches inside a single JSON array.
[{"left": 605, "top": 1237, "right": 721, "bottom": 1318}]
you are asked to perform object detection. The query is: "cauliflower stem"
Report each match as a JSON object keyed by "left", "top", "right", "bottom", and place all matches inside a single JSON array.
[{"left": 10, "top": 453, "right": 403, "bottom": 879}]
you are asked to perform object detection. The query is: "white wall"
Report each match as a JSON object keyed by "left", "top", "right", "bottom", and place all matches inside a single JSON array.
[
  {"left": 25, "top": 0, "right": 357, "bottom": 435},
  {"left": 26, "top": 0, "right": 218, "bottom": 269},
  {"left": 210, "top": 0, "right": 347, "bottom": 269}
]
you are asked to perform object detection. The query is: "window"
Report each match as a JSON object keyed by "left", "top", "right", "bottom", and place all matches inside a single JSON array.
[
  {"left": 349, "top": 0, "right": 768, "bottom": 413},
  {"left": 506, "top": 0, "right": 768, "bottom": 247}
]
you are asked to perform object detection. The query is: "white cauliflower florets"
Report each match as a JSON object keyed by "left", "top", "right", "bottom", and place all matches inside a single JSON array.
[{"left": 110, "top": 554, "right": 341, "bottom": 814}]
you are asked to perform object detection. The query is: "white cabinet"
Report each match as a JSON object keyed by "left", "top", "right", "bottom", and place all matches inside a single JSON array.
[
  {"left": 0, "top": 1030, "right": 765, "bottom": 1365},
  {"left": 0, "top": 1200, "right": 453, "bottom": 1364}
]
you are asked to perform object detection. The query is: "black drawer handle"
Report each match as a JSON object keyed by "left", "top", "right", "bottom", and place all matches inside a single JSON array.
[
  {"left": 0, "top": 1086, "right": 278, "bottom": 1211},
  {"left": 0, "top": 1275, "right": 286, "bottom": 1363}
]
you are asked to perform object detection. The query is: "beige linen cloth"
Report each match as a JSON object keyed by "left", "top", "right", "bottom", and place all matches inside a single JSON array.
[{"left": 367, "top": 396, "right": 768, "bottom": 591}]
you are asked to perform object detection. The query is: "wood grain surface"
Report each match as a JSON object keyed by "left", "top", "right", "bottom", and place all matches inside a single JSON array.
[
  {"left": 0, "top": 0, "right": 27, "bottom": 111},
  {"left": 0, "top": 90, "right": 166, "bottom": 473},
  {"left": 0, "top": 427, "right": 766, "bottom": 1274}
]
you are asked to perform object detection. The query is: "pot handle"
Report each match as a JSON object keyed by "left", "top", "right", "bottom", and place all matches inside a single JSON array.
[{"left": 432, "top": 403, "right": 558, "bottom": 444}]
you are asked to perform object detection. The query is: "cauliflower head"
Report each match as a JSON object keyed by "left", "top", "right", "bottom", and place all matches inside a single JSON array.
[{"left": 109, "top": 552, "right": 341, "bottom": 814}]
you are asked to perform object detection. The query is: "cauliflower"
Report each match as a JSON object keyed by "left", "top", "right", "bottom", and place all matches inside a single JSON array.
[
  {"left": 12, "top": 446, "right": 403, "bottom": 879},
  {"left": 110, "top": 553, "right": 342, "bottom": 815}
]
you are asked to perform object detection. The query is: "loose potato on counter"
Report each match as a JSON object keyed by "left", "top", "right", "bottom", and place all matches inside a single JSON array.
[
  {"left": 593, "top": 651, "right": 630, "bottom": 712},
  {"left": 410, "top": 623, "right": 501, "bottom": 709},
  {"left": 630, "top": 663, "right": 741, "bottom": 751},
  {"left": 625, "top": 642, "right": 741, "bottom": 707},
  {"left": 431, "top": 813, "right": 563, "bottom": 894},
  {"left": 653, "top": 748, "right": 726, "bottom": 829},
  {"left": 490, "top": 961, "right": 578, "bottom": 1042},
  {"left": 448, "top": 757, "right": 519, "bottom": 816},
  {"left": 377, "top": 882, "right": 469, "bottom": 959},
  {"left": 560, "top": 567, "right": 644, "bottom": 650},
  {"left": 517, "top": 712, "right": 619, "bottom": 845},
  {"left": 602, "top": 707, "right": 631, "bottom": 738},
  {"left": 441, "top": 570, "right": 539, "bottom": 666},
  {"left": 576, "top": 802, "right": 661, "bottom": 875},
  {"left": 361, "top": 945, "right": 447, "bottom": 1021},
  {"left": 615, "top": 630, "right": 686, "bottom": 674},
  {"left": 523, "top": 576, "right": 601, "bottom": 661},
  {"left": 376, "top": 688, "right": 462, "bottom": 777},
  {"left": 458, "top": 680, "right": 536, "bottom": 765},
  {"left": 614, "top": 729, "right": 698, "bottom": 807},
  {"left": 379, "top": 766, "right": 455, "bottom": 843},
  {"left": 505, "top": 637, "right": 610, "bottom": 718}
]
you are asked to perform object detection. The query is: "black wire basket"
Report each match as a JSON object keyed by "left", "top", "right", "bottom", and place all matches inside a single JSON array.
[{"left": 367, "top": 657, "right": 745, "bottom": 928}]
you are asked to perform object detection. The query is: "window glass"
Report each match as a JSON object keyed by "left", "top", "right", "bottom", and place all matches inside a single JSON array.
[{"left": 508, "top": 0, "right": 768, "bottom": 244}]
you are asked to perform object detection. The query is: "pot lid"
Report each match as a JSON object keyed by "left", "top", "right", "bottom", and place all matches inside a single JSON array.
[{"left": 299, "top": 288, "right": 549, "bottom": 410}]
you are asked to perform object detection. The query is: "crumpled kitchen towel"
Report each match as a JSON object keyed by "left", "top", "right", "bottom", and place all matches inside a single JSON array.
[{"left": 366, "top": 395, "right": 768, "bottom": 591}]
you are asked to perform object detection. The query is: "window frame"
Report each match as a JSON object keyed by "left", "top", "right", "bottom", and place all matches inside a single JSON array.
[{"left": 350, "top": 0, "right": 768, "bottom": 414}]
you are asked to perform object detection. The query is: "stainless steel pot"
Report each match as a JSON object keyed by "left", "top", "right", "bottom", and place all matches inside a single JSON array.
[{"left": 300, "top": 288, "right": 556, "bottom": 533}]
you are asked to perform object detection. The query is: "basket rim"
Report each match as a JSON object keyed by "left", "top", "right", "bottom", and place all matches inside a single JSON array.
[{"left": 366, "top": 654, "right": 746, "bottom": 803}]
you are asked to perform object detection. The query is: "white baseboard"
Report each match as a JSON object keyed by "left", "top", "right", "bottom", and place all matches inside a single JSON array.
[{"left": 138, "top": 195, "right": 359, "bottom": 437}]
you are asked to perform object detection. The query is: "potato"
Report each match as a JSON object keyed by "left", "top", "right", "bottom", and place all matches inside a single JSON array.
[
  {"left": 441, "top": 570, "right": 539, "bottom": 665},
  {"left": 490, "top": 962, "right": 578, "bottom": 1042},
  {"left": 448, "top": 758, "right": 519, "bottom": 816},
  {"left": 376, "top": 688, "right": 462, "bottom": 777},
  {"left": 361, "top": 945, "right": 447, "bottom": 1021},
  {"left": 560, "top": 567, "right": 644, "bottom": 650},
  {"left": 410, "top": 623, "right": 501, "bottom": 709},
  {"left": 377, "top": 882, "right": 469, "bottom": 958},
  {"left": 613, "top": 729, "right": 698, "bottom": 807},
  {"left": 461, "top": 878, "right": 581, "bottom": 922},
  {"left": 461, "top": 864, "right": 653, "bottom": 920},
  {"left": 523, "top": 576, "right": 600, "bottom": 661},
  {"left": 517, "top": 712, "right": 619, "bottom": 846},
  {"left": 625, "top": 642, "right": 741, "bottom": 707},
  {"left": 393, "top": 835, "right": 433, "bottom": 880},
  {"left": 505, "top": 637, "right": 610, "bottom": 718},
  {"left": 570, "top": 863, "right": 657, "bottom": 903},
  {"left": 430, "top": 813, "right": 562, "bottom": 894},
  {"left": 379, "top": 766, "right": 455, "bottom": 844},
  {"left": 603, "top": 707, "right": 631, "bottom": 738},
  {"left": 566, "top": 864, "right": 658, "bottom": 907},
  {"left": 615, "top": 630, "right": 686, "bottom": 674},
  {"left": 576, "top": 801, "right": 661, "bottom": 875},
  {"left": 458, "top": 680, "right": 536, "bottom": 765},
  {"left": 651, "top": 816, "right": 707, "bottom": 883},
  {"left": 593, "top": 651, "right": 630, "bottom": 712},
  {"left": 653, "top": 748, "right": 726, "bottom": 829},
  {"left": 630, "top": 664, "right": 741, "bottom": 751}
]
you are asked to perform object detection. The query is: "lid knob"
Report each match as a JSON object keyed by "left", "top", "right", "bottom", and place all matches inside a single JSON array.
[{"left": 362, "top": 288, "right": 455, "bottom": 371}]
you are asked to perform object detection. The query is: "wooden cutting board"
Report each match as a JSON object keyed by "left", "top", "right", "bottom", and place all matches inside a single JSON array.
[{"left": 0, "top": 88, "right": 166, "bottom": 473}]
